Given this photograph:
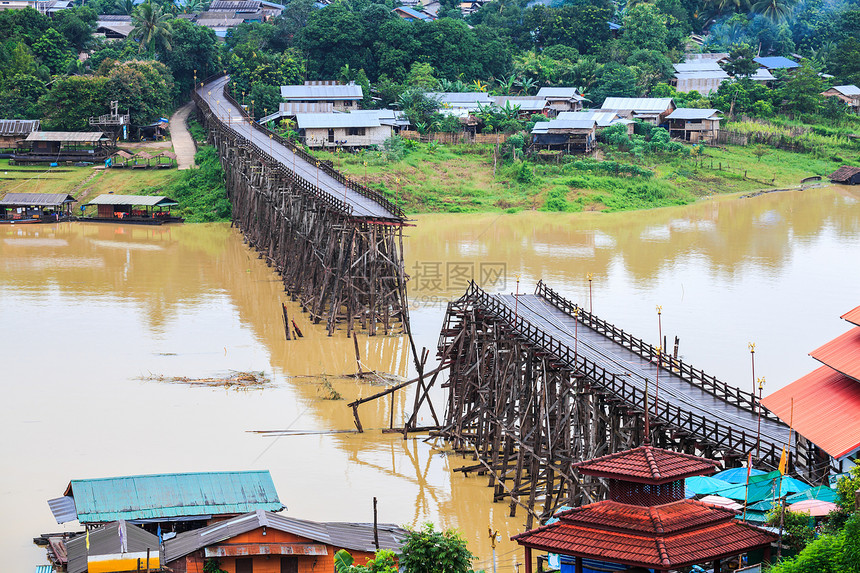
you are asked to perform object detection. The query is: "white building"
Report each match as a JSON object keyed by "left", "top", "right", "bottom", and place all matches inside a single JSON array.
[{"left": 296, "top": 112, "right": 393, "bottom": 149}]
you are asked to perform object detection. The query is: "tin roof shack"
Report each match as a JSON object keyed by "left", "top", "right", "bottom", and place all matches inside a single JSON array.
[
  {"left": 829, "top": 165, "right": 860, "bottom": 184},
  {"left": 535, "top": 87, "right": 584, "bottom": 115},
  {"left": 95, "top": 15, "right": 133, "bottom": 39},
  {"left": 0, "top": 192, "right": 74, "bottom": 223},
  {"left": 48, "top": 470, "right": 285, "bottom": 533},
  {"left": 557, "top": 111, "right": 635, "bottom": 135},
  {"left": 754, "top": 56, "right": 800, "bottom": 71},
  {"left": 821, "top": 85, "right": 860, "bottom": 112},
  {"left": 296, "top": 113, "right": 392, "bottom": 149},
  {"left": 673, "top": 61, "right": 729, "bottom": 95},
  {"left": 493, "top": 96, "right": 550, "bottom": 118},
  {"left": 65, "top": 521, "right": 163, "bottom": 573},
  {"left": 15, "top": 131, "right": 106, "bottom": 164},
  {"left": 83, "top": 194, "right": 183, "bottom": 224},
  {"left": 601, "top": 97, "right": 676, "bottom": 125},
  {"left": 281, "top": 82, "right": 364, "bottom": 111},
  {"left": 667, "top": 108, "right": 722, "bottom": 143},
  {"left": 393, "top": 6, "right": 436, "bottom": 21},
  {"left": 512, "top": 446, "right": 778, "bottom": 573},
  {"left": 531, "top": 119, "right": 597, "bottom": 154},
  {"left": 0, "top": 119, "right": 39, "bottom": 150},
  {"left": 164, "top": 510, "right": 409, "bottom": 573}
]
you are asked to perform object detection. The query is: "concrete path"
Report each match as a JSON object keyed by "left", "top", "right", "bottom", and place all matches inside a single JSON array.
[{"left": 170, "top": 102, "right": 197, "bottom": 170}]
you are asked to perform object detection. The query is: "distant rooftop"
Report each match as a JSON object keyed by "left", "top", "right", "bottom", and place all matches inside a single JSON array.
[
  {"left": 48, "top": 470, "right": 284, "bottom": 524},
  {"left": 754, "top": 56, "right": 799, "bottom": 69},
  {"left": 281, "top": 83, "right": 363, "bottom": 100},
  {"left": 601, "top": 97, "right": 674, "bottom": 113},
  {"left": 831, "top": 85, "right": 860, "bottom": 96},
  {"left": 666, "top": 108, "right": 722, "bottom": 120},
  {"left": 536, "top": 87, "right": 584, "bottom": 101}
]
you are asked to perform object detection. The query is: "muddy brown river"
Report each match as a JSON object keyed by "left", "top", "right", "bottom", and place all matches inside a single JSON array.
[{"left": 2, "top": 185, "right": 859, "bottom": 571}]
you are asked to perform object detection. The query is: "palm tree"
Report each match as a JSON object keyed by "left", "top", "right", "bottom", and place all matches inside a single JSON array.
[
  {"left": 131, "top": 1, "right": 173, "bottom": 55},
  {"left": 115, "top": 0, "right": 135, "bottom": 15},
  {"left": 178, "top": 0, "right": 204, "bottom": 14},
  {"left": 751, "top": 0, "right": 795, "bottom": 22}
]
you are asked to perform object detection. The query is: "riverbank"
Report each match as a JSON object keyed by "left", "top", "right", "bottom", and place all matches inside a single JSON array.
[{"left": 315, "top": 141, "right": 848, "bottom": 214}]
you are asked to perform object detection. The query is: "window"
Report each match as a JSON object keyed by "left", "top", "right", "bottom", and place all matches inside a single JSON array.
[
  {"left": 347, "top": 127, "right": 366, "bottom": 136},
  {"left": 236, "top": 557, "right": 253, "bottom": 573},
  {"left": 281, "top": 556, "right": 298, "bottom": 573}
]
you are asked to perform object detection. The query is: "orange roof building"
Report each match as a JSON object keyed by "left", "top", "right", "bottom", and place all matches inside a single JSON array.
[
  {"left": 512, "top": 446, "right": 777, "bottom": 573},
  {"left": 762, "top": 304, "right": 860, "bottom": 464}
]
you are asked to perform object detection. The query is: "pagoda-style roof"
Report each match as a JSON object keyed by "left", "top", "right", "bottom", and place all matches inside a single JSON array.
[
  {"left": 571, "top": 445, "right": 720, "bottom": 484},
  {"left": 513, "top": 499, "right": 777, "bottom": 570}
]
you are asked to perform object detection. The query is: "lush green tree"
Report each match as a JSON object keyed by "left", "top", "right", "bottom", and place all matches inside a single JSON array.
[
  {"left": 626, "top": 49, "right": 674, "bottom": 92},
  {"left": 0, "top": 41, "right": 44, "bottom": 80},
  {"left": 0, "top": 7, "right": 50, "bottom": 44},
  {"left": 829, "top": 36, "right": 860, "bottom": 85},
  {"left": 297, "top": 3, "right": 366, "bottom": 78},
  {"left": 622, "top": 4, "right": 669, "bottom": 53},
  {"left": 396, "top": 88, "right": 440, "bottom": 129},
  {"left": 398, "top": 523, "right": 473, "bottom": 573},
  {"left": 779, "top": 59, "right": 823, "bottom": 114},
  {"left": 39, "top": 74, "right": 110, "bottom": 129},
  {"left": 0, "top": 73, "right": 48, "bottom": 118},
  {"left": 104, "top": 59, "right": 176, "bottom": 125},
  {"left": 723, "top": 43, "right": 759, "bottom": 77},
  {"left": 768, "top": 512, "right": 860, "bottom": 573},
  {"left": 116, "top": 0, "right": 136, "bottom": 15},
  {"left": 587, "top": 62, "right": 638, "bottom": 105},
  {"left": 710, "top": 77, "right": 777, "bottom": 115},
  {"left": 525, "top": 4, "right": 612, "bottom": 54},
  {"left": 52, "top": 6, "right": 97, "bottom": 50},
  {"left": 159, "top": 18, "right": 220, "bottom": 94},
  {"left": 248, "top": 83, "right": 281, "bottom": 119},
  {"left": 752, "top": 0, "right": 796, "bottom": 23},
  {"left": 227, "top": 44, "right": 305, "bottom": 94},
  {"left": 32, "top": 28, "right": 72, "bottom": 75},
  {"left": 130, "top": 1, "right": 174, "bottom": 54},
  {"left": 273, "top": 0, "right": 317, "bottom": 47},
  {"left": 405, "top": 61, "right": 438, "bottom": 89}
]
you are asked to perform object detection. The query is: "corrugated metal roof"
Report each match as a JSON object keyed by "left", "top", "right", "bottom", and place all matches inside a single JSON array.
[
  {"left": 685, "top": 52, "right": 728, "bottom": 61},
  {"left": 48, "top": 496, "right": 78, "bottom": 524},
  {"left": 531, "top": 119, "right": 596, "bottom": 133},
  {"left": 674, "top": 61, "right": 724, "bottom": 73},
  {"left": 810, "top": 326, "right": 860, "bottom": 381},
  {"left": 0, "top": 193, "right": 75, "bottom": 206},
  {"left": 754, "top": 56, "right": 799, "bottom": 69},
  {"left": 296, "top": 113, "right": 382, "bottom": 129},
  {"left": 280, "top": 102, "right": 335, "bottom": 114},
  {"left": 674, "top": 70, "right": 730, "bottom": 80},
  {"left": 0, "top": 119, "right": 39, "bottom": 136},
  {"left": 25, "top": 131, "right": 103, "bottom": 142},
  {"left": 64, "top": 471, "right": 284, "bottom": 523},
  {"left": 393, "top": 6, "right": 434, "bottom": 20},
  {"left": 832, "top": 85, "right": 860, "bottom": 96},
  {"left": 493, "top": 97, "right": 547, "bottom": 111},
  {"left": 66, "top": 522, "right": 160, "bottom": 573},
  {"left": 35, "top": 566, "right": 53, "bottom": 573},
  {"left": 601, "top": 97, "right": 674, "bottom": 112},
  {"left": 209, "top": 0, "right": 261, "bottom": 10},
  {"left": 667, "top": 108, "right": 722, "bottom": 120},
  {"left": 749, "top": 68, "right": 775, "bottom": 81},
  {"left": 426, "top": 92, "right": 494, "bottom": 105},
  {"left": 97, "top": 23, "right": 133, "bottom": 35},
  {"left": 164, "top": 511, "right": 408, "bottom": 563},
  {"left": 281, "top": 84, "right": 363, "bottom": 100},
  {"left": 761, "top": 365, "right": 860, "bottom": 459},
  {"left": 842, "top": 305, "right": 860, "bottom": 327},
  {"left": 536, "top": 87, "right": 584, "bottom": 101},
  {"left": 558, "top": 111, "right": 621, "bottom": 126},
  {"left": 86, "top": 195, "right": 179, "bottom": 207},
  {"left": 97, "top": 14, "right": 131, "bottom": 20}
]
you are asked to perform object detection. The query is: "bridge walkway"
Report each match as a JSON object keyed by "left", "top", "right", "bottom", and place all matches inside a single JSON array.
[{"left": 197, "top": 76, "right": 398, "bottom": 221}]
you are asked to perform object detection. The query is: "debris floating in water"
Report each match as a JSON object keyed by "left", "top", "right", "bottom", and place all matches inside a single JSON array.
[{"left": 142, "top": 370, "right": 271, "bottom": 390}]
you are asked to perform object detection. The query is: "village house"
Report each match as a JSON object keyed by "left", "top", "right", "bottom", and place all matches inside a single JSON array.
[
  {"left": 530, "top": 118, "right": 597, "bottom": 153},
  {"left": 666, "top": 108, "right": 722, "bottom": 143},
  {"left": 492, "top": 96, "right": 550, "bottom": 118},
  {"left": 0, "top": 119, "right": 39, "bottom": 150},
  {"left": 296, "top": 112, "right": 392, "bottom": 149},
  {"left": 753, "top": 56, "right": 800, "bottom": 72},
  {"left": 392, "top": 5, "right": 436, "bottom": 21},
  {"left": 428, "top": 91, "right": 494, "bottom": 113},
  {"left": 601, "top": 97, "right": 676, "bottom": 125},
  {"left": 673, "top": 61, "right": 729, "bottom": 95},
  {"left": 535, "top": 87, "right": 585, "bottom": 114},
  {"left": 557, "top": 110, "right": 634, "bottom": 135},
  {"left": 163, "top": 510, "right": 409, "bottom": 573},
  {"left": 64, "top": 521, "right": 163, "bottom": 573},
  {"left": 84, "top": 194, "right": 183, "bottom": 223},
  {"left": 0, "top": 0, "right": 71, "bottom": 12},
  {"left": 15, "top": 131, "right": 106, "bottom": 163},
  {"left": 281, "top": 82, "right": 364, "bottom": 111},
  {"left": 828, "top": 165, "right": 860, "bottom": 185},
  {"left": 0, "top": 192, "right": 74, "bottom": 223},
  {"left": 95, "top": 15, "right": 132, "bottom": 39},
  {"left": 47, "top": 471, "right": 285, "bottom": 534},
  {"left": 821, "top": 85, "right": 860, "bottom": 113}
]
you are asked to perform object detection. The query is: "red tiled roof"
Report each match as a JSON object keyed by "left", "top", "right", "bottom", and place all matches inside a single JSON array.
[
  {"left": 571, "top": 446, "right": 720, "bottom": 484},
  {"left": 843, "top": 305, "right": 860, "bottom": 327},
  {"left": 810, "top": 327, "right": 860, "bottom": 382},
  {"left": 555, "top": 499, "right": 737, "bottom": 534},
  {"left": 762, "top": 366, "right": 860, "bottom": 459},
  {"left": 513, "top": 518, "right": 776, "bottom": 569}
]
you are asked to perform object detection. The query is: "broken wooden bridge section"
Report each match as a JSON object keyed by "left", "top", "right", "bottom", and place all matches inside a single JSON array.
[
  {"left": 436, "top": 281, "right": 820, "bottom": 528},
  {"left": 193, "top": 74, "right": 408, "bottom": 336}
]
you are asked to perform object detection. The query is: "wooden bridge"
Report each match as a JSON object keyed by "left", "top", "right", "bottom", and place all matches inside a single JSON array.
[
  {"left": 193, "top": 75, "right": 408, "bottom": 335},
  {"left": 436, "top": 281, "right": 824, "bottom": 527}
]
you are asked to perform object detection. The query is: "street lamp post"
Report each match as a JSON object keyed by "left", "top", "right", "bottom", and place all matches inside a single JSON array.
[{"left": 756, "top": 376, "right": 765, "bottom": 460}]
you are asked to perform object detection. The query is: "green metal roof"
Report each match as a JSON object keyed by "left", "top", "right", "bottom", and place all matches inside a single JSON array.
[{"left": 63, "top": 470, "right": 284, "bottom": 523}]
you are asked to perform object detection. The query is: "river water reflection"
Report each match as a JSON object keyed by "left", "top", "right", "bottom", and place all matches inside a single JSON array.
[{"left": 2, "top": 185, "right": 859, "bottom": 571}]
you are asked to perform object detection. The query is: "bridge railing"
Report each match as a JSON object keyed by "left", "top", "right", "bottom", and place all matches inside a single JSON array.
[
  {"left": 221, "top": 82, "right": 404, "bottom": 220},
  {"left": 534, "top": 281, "right": 780, "bottom": 422},
  {"left": 193, "top": 78, "right": 354, "bottom": 216},
  {"left": 463, "top": 282, "right": 785, "bottom": 470}
]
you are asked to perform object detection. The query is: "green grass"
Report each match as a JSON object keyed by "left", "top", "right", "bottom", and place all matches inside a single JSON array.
[{"left": 315, "top": 136, "right": 852, "bottom": 214}]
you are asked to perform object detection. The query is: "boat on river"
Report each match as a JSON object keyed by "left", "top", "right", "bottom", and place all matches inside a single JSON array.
[{"left": 81, "top": 194, "right": 184, "bottom": 225}]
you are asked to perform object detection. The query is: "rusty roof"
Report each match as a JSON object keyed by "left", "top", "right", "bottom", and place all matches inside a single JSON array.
[
  {"left": 762, "top": 365, "right": 860, "bottom": 459},
  {"left": 512, "top": 517, "right": 776, "bottom": 569},
  {"left": 554, "top": 499, "right": 737, "bottom": 535},
  {"left": 842, "top": 305, "right": 860, "bottom": 327},
  {"left": 0, "top": 119, "right": 39, "bottom": 136},
  {"left": 829, "top": 165, "right": 860, "bottom": 182},
  {"left": 571, "top": 446, "right": 720, "bottom": 484},
  {"left": 810, "top": 326, "right": 860, "bottom": 382}
]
